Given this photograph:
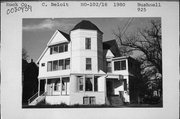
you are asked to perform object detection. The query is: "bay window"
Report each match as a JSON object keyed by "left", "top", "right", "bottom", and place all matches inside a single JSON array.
[{"left": 78, "top": 75, "right": 99, "bottom": 92}]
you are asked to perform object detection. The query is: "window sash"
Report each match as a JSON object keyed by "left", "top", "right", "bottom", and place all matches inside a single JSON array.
[
  {"left": 85, "top": 77, "right": 93, "bottom": 91},
  {"left": 65, "top": 58, "right": 70, "bottom": 69},
  {"left": 85, "top": 38, "right": 91, "bottom": 49},
  {"left": 114, "top": 60, "right": 126, "bottom": 71},
  {"left": 90, "top": 97, "right": 96, "bottom": 105},
  {"left": 86, "top": 58, "right": 91, "bottom": 70},
  {"left": 83, "top": 97, "right": 89, "bottom": 105},
  {"left": 53, "top": 60, "right": 58, "bottom": 71},
  {"left": 58, "top": 60, "right": 63, "bottom": 70},
  {"left": 78, "top": 75, "right": 99, "bottom": 92},
  {"left": 107, "top": 62, "right": 112, "bottom": 72},
  {"left": 47, "top": 58, "right": 70, "bottom": 71},
  {"left": 47, "top": 61, "right": 52, "bottom": 71},
  {"left": 64, "top": 44, "right": 68, "bottom": 52},
  {"left": 83, "top": 97, "right": 96, "bottom": 105},
  {"left": 50, "top": 43, "right": 68, "bottom": 55},
  {"left": 59, "top": 45, "right": 64, "bottom": 53},
  {"left": 78, "top": 76, "right": 84, "bottom": 91},
  {"left": 121, "top": 60, "right": 126, "bottom": 70}
]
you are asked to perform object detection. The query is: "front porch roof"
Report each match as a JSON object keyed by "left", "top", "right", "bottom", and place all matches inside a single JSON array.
[{"left": 106, "top": 73, "right": 124, "bottom": 80}]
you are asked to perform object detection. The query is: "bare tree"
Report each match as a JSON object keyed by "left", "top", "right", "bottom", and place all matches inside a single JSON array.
[
  {"left": 114, "top": 19, "right": 162, "bottom": 100},
  {"left": 22, "top": 48, "right": 29, "bottom": 61},
  {"left": 114, "top": 19, "right": 161, "bottom": 74}
]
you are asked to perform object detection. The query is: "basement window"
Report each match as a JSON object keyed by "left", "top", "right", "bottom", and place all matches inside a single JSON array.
[{"left": 83, "top": 97, "right": 96, "bottom": 105}]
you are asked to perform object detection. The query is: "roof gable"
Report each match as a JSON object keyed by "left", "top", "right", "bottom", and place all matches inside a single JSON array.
[
  {"left": 36, "top": 30, "right": 70, "bottom": 64},
  {"left": 105, "top": 49, "right": 115, "bottom": 58},
  {"left": 47, "top": 30, "right": 70, "bottom": 46},
  {"left": 103, "top": 39, "right": 121, "bottom": 57}
]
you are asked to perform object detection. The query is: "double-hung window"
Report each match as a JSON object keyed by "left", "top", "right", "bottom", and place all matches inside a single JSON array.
[
  {"left": 107, "top": 61, "right": 112, "bottom": 73},
  {"left": 78, "top": 76, "right": 84, "bottom": 91},
  {"left": 85, "top": 77, "right": 93, "bottom": 91},
  {"left": 85, "top": 38, "right": 91, "bottom": 49},
  {"left": 78, "top": 75, "right": 99, "bottom": 92},
  {"left": 86, "top": 58, "right": 92, "bottom": 70}
]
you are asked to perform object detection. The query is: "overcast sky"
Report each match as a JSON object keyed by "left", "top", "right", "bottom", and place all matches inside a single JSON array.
[{"left": 23, "top": 17, "right": 160, "bottom": 62}]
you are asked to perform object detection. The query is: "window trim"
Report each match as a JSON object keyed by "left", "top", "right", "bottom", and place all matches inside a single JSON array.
[
  {"left": 77, "top": 75, "right": 99, "bottom": 92},
  {"left": 83, "top": 96, "right": 96, "bottom": 105},
  {"left": 114, "top": 60, "right": 126, "bottom": 71},
  {"left": 86, "top": 58, "right": 92, "bottom": 70},
  {"left": 41, "top": 63, "right": 45, "bottom": 67},
  {"left": 47, "top": 58, "right": 70, "bottom": 71},
  {"left": 85, "top": 38, "right": 91, "bottom": 50},
  {"left": 50, "top": 43, "right": 68, "bottom": 55}
]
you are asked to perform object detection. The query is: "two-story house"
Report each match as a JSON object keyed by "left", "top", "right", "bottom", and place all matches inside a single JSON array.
[{"left": 28, "top": 20, "right": 140, "bottom": 106}]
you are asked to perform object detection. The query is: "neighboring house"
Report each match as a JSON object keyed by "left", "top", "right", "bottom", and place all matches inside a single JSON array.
[
  {"left": 28, "top": 20, "right": 140, "bottom": 106},
  {"left": 22, "top": 59, "right": 38, "bottom": 105}
]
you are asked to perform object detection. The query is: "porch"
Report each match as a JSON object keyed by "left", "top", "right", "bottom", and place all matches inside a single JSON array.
[
  {"left": 39, "top": 76, "right": 70, "bottom": 96},
  {"left": 105, "top": 74, "right": 130, "bottom": 105},
  {"left": 28, "top": 76, "right": 70, "bottom": 105}
]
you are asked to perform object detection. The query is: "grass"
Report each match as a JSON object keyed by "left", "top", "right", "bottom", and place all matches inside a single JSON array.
[{"left": 22, "top": 102, "right": 162, "bottom": 108}]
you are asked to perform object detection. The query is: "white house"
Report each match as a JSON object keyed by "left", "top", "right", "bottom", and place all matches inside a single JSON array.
[{"left": 28, "top": 20, "right": 140, "bottom": 106}]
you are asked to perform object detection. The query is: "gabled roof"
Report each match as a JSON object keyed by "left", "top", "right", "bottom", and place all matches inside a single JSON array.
[
  {"left": 47, "top": 30, "right": 70, "bottom": 46},
  {"left": 103, "top": 39, "right": 121, "bottom": 57},
  {"left": 71, "top": 20, "right": 103, "bottom": 34},
  {"left": 36, "top": 30, "right": 70, "bottom": 64},
  {"left": 58, "top": 30, "right": 70, "bottom": 41}
]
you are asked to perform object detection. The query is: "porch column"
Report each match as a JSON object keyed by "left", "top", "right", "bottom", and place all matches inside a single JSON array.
[
  {"left": 45, "top": 78, "right": 47, "bottom": 93},
  {"left": 38, "top": 79, "right": 40, "bottom": 96},
  {"left": 104, "top": 76, "right": 107, "bottom": 98},
  {"left": 92, "top": 74, "right": 94, "bottom": 92},
  {"left": 60, "top": 76, "right": 62, "bottom": 95},
  {"left": 83, "top": 74, "right": 85, "bottom": 91}
]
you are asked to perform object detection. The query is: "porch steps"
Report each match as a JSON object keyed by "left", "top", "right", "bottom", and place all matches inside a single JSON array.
[
  {"left": 108, "top": 95, "right": 124, "bottom": 106},
  {"left": 29, "top": 95, "right": 46, "bottom": 105},
  {"left": 28, "top": 92, "right": 46, "bottom": 106}
]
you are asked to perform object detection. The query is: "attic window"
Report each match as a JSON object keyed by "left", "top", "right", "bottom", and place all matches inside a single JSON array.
[{"left": 50, "top": 44, "right": 68, "bottom": 54}]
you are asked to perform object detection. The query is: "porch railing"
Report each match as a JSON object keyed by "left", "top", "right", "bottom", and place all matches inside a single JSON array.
[
  {"left": 28, "top": 91, "right": 47, "bottom": 105},
  {"left": 28, "top": 92, "right": 38, "bottom": 105}
]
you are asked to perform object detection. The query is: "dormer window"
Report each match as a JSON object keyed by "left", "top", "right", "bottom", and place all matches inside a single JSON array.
[
  {"left": 50, "top": 44, "right": 68, "bottom": 54},
  {"left": 85, "top": 38, "right": 91, "bottom": 49}
]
